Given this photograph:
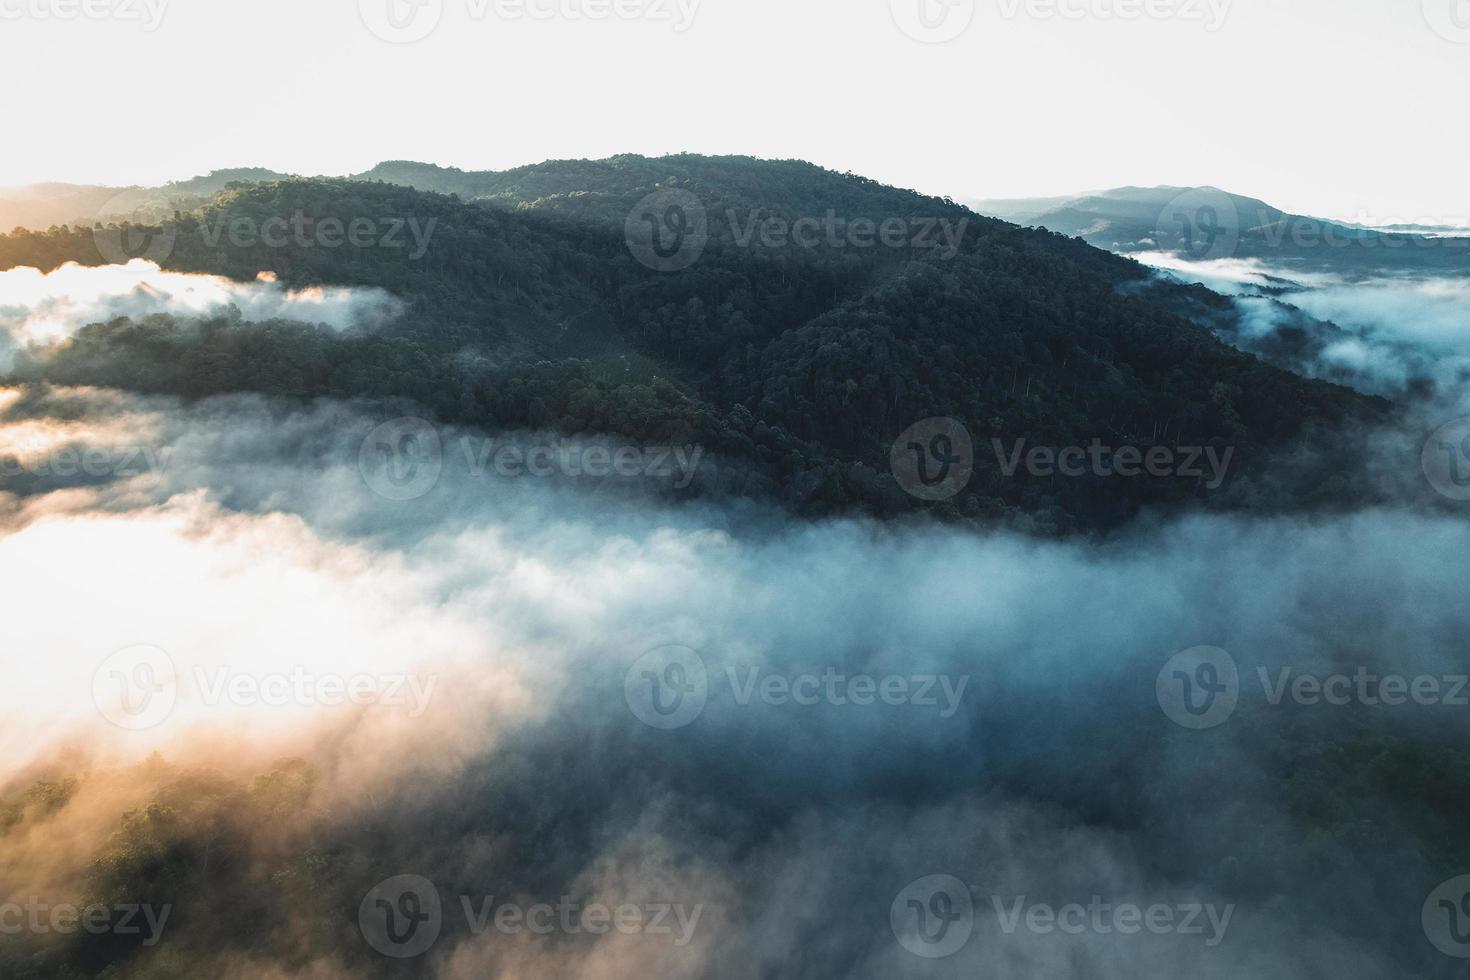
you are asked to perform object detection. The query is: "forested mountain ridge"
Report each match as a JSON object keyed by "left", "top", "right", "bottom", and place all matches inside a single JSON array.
[
  {"left": 0, "top": 161, "right": 1398, "bottom": 532},
  {"left": 354, "top": 156, "right": 1134, "bottom": 279}
]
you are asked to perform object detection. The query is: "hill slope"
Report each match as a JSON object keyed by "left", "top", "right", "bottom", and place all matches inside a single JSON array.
[{"left": 0, "top": 159, "right": 1394, "bottom": 531}]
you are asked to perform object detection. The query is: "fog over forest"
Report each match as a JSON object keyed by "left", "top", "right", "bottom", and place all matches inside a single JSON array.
[{"left": 3, "top": 259, "right": 1470, "bottom": 976}]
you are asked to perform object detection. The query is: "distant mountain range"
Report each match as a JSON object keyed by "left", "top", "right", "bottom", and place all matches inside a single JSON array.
[
  {"left": 16, "top": 171, "right": 1467, "bottom": 282},
  {"left": 969, "top": 186, "right": 1470, "bottom": 277}
]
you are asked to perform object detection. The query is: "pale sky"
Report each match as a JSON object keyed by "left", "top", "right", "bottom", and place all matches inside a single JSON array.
[{"left": 0, "top": 0, "right": 1466, "bottom": 221}]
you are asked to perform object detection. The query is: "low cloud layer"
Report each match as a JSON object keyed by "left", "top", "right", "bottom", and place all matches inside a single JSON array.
[
  {"left": 0, "top": 260, "right": 405, "bottom": 370},
  {"left": 1139, "top": 251, "right": 1470, "bottom": 400},
  {"left": 2, "top": 380, "right": 1469, "bottom": 977},
  {"left": 0, "top": 260, "right": 1467, "bottom": 978}
]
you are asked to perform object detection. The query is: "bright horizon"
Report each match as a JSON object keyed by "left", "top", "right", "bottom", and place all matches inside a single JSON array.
[{"left": 1, "top": 0, "right": 1468, "bottom": 223}]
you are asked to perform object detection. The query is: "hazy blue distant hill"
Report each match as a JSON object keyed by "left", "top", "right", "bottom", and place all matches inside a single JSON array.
[{"left": 970, "top": 185, "right": 1470, "bottom": 277}]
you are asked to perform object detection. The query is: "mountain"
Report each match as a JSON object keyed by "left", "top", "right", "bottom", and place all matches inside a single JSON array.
[
  {"left": 972, "top": 186, "right": 1285, "bottom": 233},
  {"left": 15, "top": 169, "right": 1468, "bottom": 280},
  {"left": 0, "top": 157, "right": 1396, "bottom": 532},
  {"left": 963, "top": 191, "right": 1107, "bottom": 225},
  {"left": 969, "top": 185, "right": 1470, "bottom": 277}
]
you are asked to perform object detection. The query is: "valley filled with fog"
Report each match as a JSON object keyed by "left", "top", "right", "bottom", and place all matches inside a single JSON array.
[{"left": 3, "top": 238, "right": 1470, "bottom": 975}]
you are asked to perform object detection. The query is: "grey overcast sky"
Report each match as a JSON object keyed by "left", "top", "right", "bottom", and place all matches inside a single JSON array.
[{"left": 0, "top": 0, "right": 1466, "bottom": 220}]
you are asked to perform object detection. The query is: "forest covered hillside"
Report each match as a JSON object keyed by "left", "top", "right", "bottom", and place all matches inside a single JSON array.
[{"left": 0, "top": 159, "right": 1398, "bottom": 531}]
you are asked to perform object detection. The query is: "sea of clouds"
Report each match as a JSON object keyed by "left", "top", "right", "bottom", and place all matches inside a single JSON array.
[
  {"left": 2, "top": 264, "right": 1469, "bottom": 977},
  {"left": 1138, "top": 250, "right": 1470, "bottom": 401}
]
